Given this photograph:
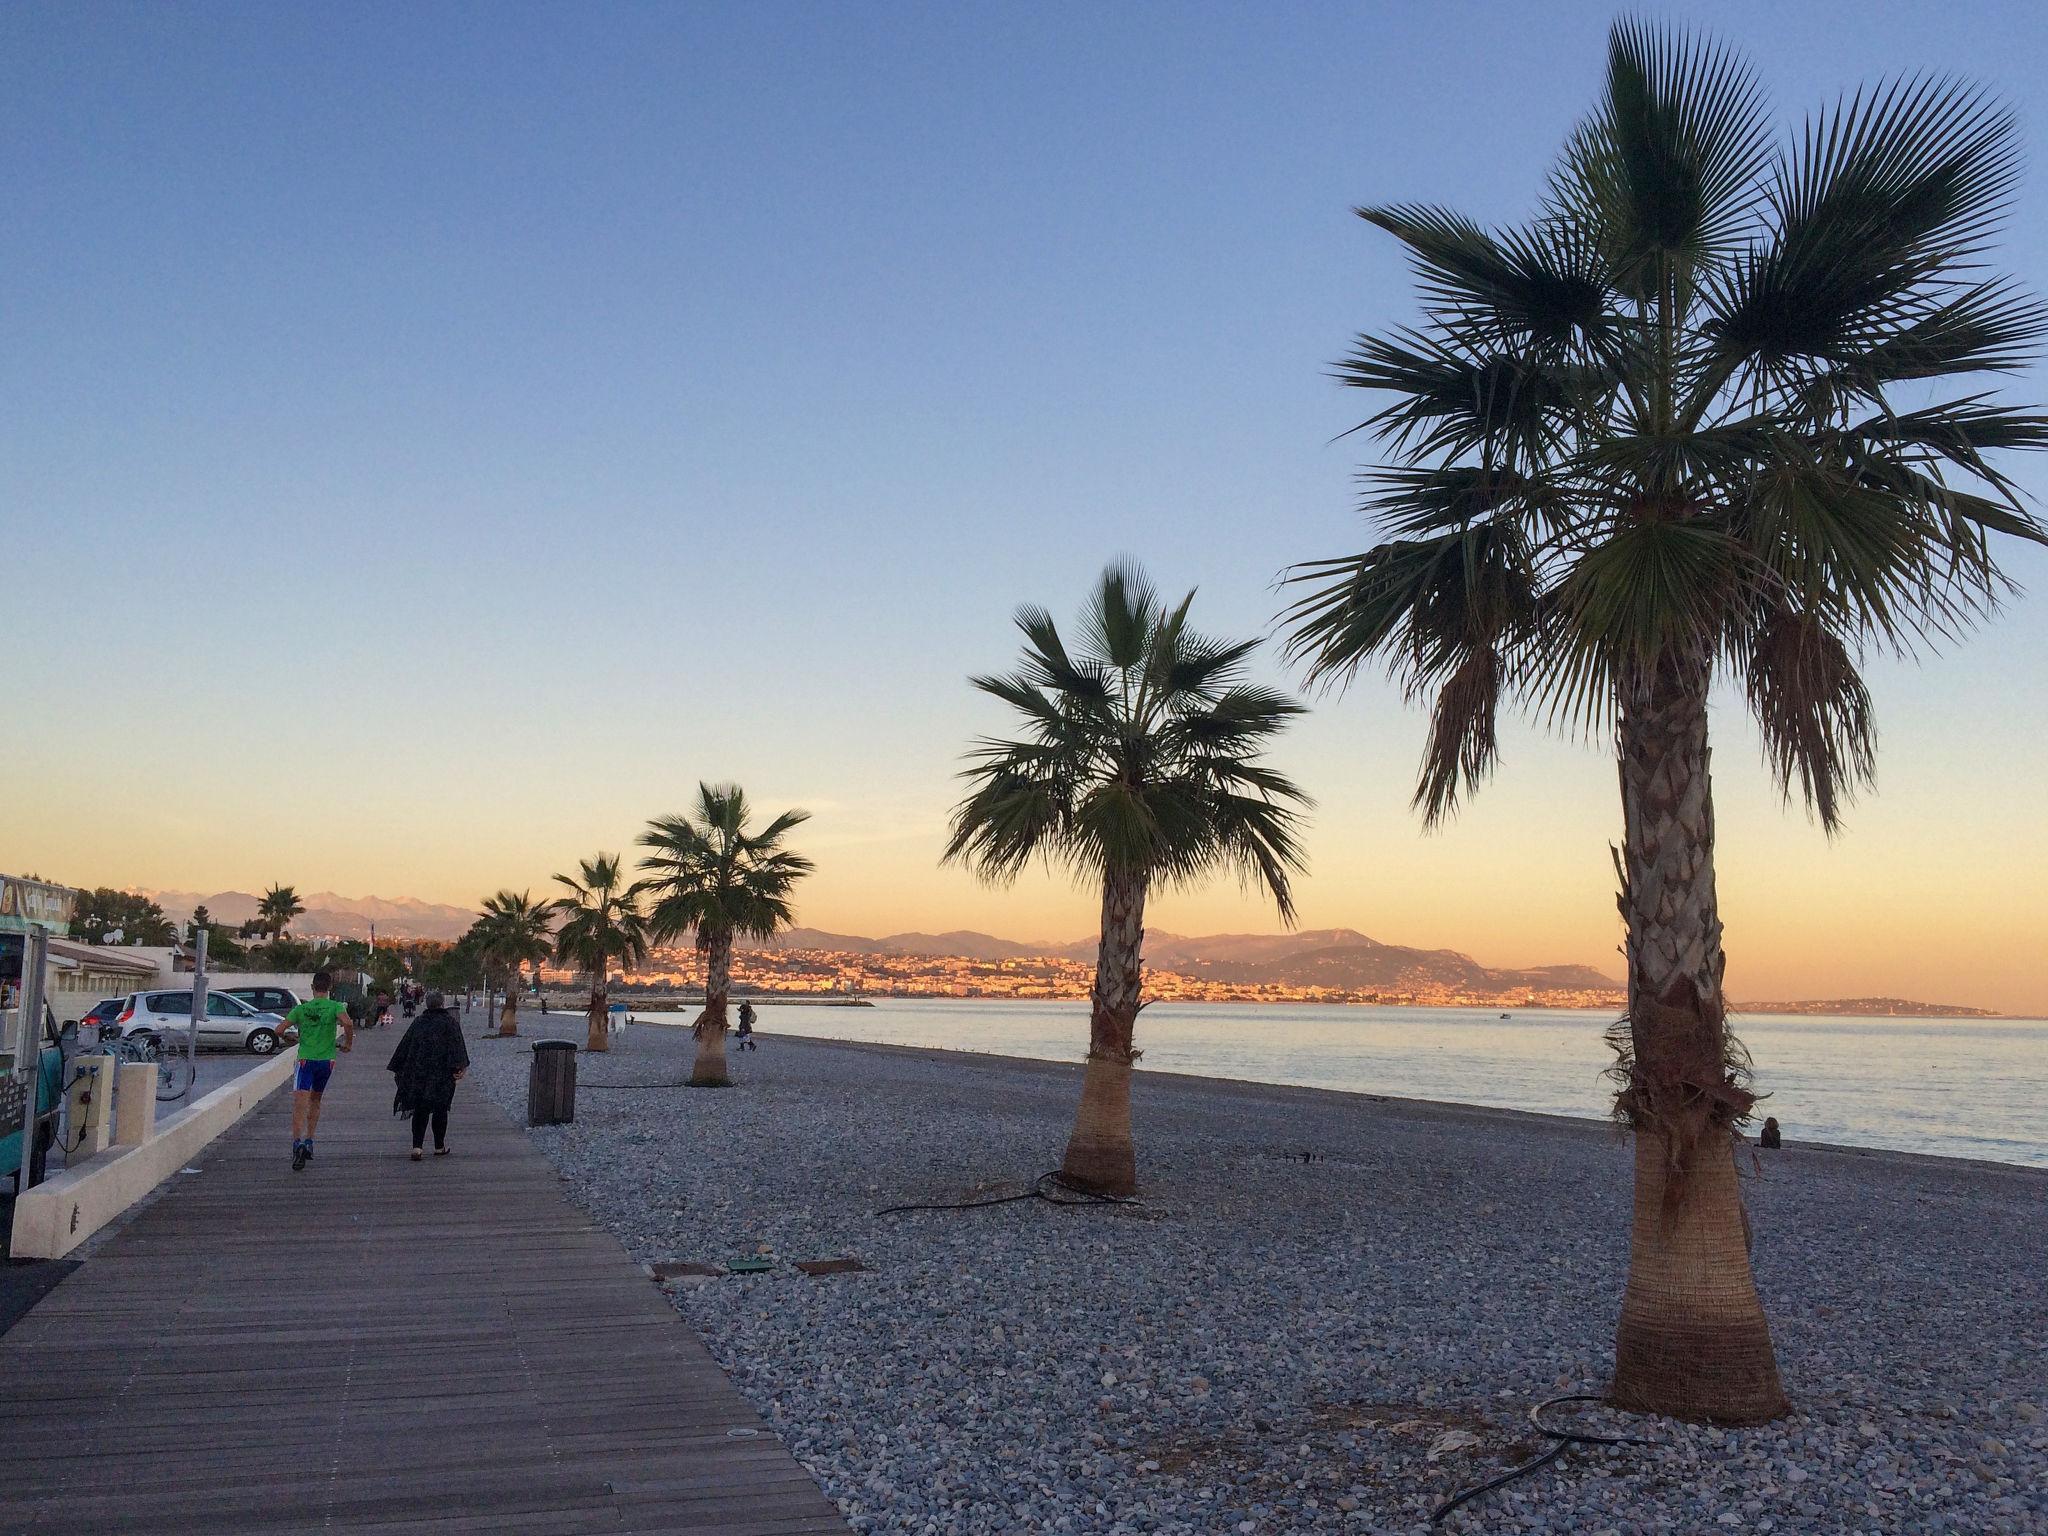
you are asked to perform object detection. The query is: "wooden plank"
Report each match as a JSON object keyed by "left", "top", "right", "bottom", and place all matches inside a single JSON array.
[{"left": 0, "top": 1042, "right": 848, "bottom": 1534}]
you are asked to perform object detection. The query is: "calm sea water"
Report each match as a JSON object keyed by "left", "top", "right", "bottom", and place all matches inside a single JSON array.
[{"left": 642, "top": 999, "right": 2048, "bottom": 1170}]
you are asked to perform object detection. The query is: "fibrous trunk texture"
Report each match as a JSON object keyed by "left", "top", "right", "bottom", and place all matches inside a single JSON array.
[
  {"left": 497, "top": 979, "right": 518, "bottom": 1037},
  {"left": 585, "top": 973, "right": 609, "bottom": 1053},
  {"left": 1061, "top": 870, "right": 1146, "bottom": 1196},
  {"left": 1609, "top": 650, "right": 1788, "bottom": 1425},
  {"left": 690, "top": 928, "right": 733, "bottom": 1087}
]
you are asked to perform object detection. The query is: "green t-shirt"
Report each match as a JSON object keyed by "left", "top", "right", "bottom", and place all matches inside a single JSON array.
[{"left": 285, "top": 997, "right": 348, "bottom": 1060}]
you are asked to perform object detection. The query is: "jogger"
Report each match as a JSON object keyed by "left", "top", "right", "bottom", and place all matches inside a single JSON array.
[{"left": 283, "top": 969, "right": 354, "bottom": 1170}]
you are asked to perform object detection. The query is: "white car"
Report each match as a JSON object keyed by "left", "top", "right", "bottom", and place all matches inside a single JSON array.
[{"left": 108, "top": 989, "right": 290, "bottom": 1055}]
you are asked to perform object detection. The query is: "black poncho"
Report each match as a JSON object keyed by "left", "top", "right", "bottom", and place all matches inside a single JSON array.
[{"left": 388, "top": 1007, "right": 470, "bottom": 1117}]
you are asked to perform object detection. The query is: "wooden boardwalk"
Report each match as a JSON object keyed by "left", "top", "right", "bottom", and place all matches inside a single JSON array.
[{"left": 0, "top": 1040, "right": 850, "bottom": 1535}]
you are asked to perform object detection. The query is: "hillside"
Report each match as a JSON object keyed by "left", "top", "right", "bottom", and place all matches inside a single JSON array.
[
  {"left": 756, "top": 924, "right": 1619, "bottom": 995},
  {"left": 135, "top": 888, "right": 479, "bottom": 942}
]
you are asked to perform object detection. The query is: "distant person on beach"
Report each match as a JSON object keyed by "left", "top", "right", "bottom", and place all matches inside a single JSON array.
[
  {"left": 283, "top": 969, "right": 353, "bottom": 1171},
  {"left": 388, "top": 990, "right": 469, "bottom": 1161},
  {"left": 1759, "top": 1116, "right": 1782, "bottom": 1149},
  {"left": 736, "top": 1000, "right": 757, "bottom": 1050}
]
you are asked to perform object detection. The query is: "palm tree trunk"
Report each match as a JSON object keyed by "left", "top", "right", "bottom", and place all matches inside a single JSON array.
[
  {"left": 1609, "top": 651, "right": 1787, "bottom": 1425},
  {"left": 585, "top": 971, "right": 609, "bottom": 1053},
  {"left": 1061, "top": 870, "right": 1146, "bottom": 1196},
  {"left": 690, "top": 928, "right": 733, "bottom": 1087},
  {"left": 497, "top": 971, "right": 519, "bottom": 1037}
]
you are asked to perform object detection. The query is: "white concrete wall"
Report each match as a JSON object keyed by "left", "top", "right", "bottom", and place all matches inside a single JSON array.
[{"left": 8, "top": 1051, "right": 296, "bottom": 1260}]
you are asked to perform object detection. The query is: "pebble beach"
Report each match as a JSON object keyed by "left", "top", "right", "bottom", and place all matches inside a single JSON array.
[{"left": 469, "top": 1017, "right": 2048, "bottom": 1535}]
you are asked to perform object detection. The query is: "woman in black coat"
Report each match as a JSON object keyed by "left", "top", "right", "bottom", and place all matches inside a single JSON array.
[{"left": 388, "top": 992, "right": 469, "bottom": 1161}]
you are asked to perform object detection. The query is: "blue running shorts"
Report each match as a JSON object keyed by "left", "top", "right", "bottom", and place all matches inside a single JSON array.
[{"left": 294, "top": 1059, "right": 335, "bottom": 1093}]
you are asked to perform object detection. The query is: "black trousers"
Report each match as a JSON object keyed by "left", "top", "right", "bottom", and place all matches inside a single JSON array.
[{"left": 410, "top": 1106, "right": 449, "bottom": 1149}]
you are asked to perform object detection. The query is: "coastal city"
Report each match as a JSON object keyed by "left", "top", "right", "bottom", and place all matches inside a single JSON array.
[{"left": 600, "top": 941, "right": 1630, "bottom": 1010}]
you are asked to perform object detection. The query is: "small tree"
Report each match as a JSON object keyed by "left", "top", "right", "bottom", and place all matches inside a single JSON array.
[
  {"left": 638, "top": 785, "right": 813, "bottom": 1086},
  {"left": 947, "top": 562, "right": 1309, "bottom": 1194},
  {"left": 551, "top": 854, "right": 649, "bottom": 1053},
  {"left": 478, "top": 890, "right": 553, "bottom": 1037}
]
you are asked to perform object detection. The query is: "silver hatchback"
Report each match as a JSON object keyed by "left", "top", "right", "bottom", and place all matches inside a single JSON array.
[{"left": 110, "top": 990, "right": 289, "bottom": 1055}]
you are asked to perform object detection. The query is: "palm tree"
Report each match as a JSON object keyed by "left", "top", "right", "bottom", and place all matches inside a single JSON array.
[
  {"left": 258, "top": 884, "right": 304, "bottom": 940},
  {"left": 551, "top": 854, "right": 650, "bottom": 1054},
  {"left": 637, "top": 785, "right": 814, "bottom": 1087},
  {"left": 947, "top": 563, "right": 1310, "bottom": 1196},
  {"left": 1283, "top": 21, "right": 2047, "bottom": 1424},
  {"left": 477, "top": 890, "right": 553, "bottom": 1037}
]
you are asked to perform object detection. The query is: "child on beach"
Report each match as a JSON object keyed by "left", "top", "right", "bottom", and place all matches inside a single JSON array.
[
  {"left": 283, "top": 969, "right": 354, "bottom": 1170},
  {"left": 736, "top": 999, "right": 757, "bottom": 1050}
]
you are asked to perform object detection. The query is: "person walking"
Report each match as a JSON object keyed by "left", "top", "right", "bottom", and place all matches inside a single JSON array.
[
  {"left": 736, "top": 999, "right": 758, "bottom": 1051},
  {"left": 283, "top": 969, "right": 353, "bottom": 1171},
  {"left": 387, "top": 990, "right": 468, "bottom": 1160}
]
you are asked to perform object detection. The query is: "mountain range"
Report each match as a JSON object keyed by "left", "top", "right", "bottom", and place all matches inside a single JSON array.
[
  {"left": 135, "top": 889, "right": 481, "bottom": 942},
  {"left": 755, "top": 925, "right": 1620, "bottom": 995},
  {"left": 127, "top": 892, "right": 1619, "bottom": 994}
]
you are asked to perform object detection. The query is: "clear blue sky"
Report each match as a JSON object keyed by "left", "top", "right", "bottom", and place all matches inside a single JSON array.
[{"left": 5, "top": 1, "right": 2045, "bottom": 1010}]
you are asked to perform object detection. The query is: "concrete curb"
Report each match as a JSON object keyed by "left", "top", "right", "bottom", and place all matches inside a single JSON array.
[{"left": 8, "top": 1051, "right": 297, "bottom": 1259}]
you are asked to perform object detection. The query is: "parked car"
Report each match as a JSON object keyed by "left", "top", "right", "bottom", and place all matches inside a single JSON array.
[
  {"left": 111, "top": 990, "right": 288, "bottom": 1055},
  {"left": 78, "top": 997, "right": 126, "bottom": 1036},
  {"left": 224, "top": 985, "right": 300, "bottom": 1017}
]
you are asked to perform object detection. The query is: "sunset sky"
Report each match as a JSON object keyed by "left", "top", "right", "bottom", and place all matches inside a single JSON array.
[{"left": 5, "top": 1, "right": 2045, "bottom": 1015}]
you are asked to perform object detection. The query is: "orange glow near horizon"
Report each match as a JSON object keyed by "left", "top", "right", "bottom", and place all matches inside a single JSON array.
[{"left": 7, "top": 687, "right": 2043, "bottom": 1017}]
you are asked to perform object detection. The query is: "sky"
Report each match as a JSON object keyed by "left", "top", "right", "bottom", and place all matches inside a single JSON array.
[{"left": 3, "top": 1, "right": 2045, "bottom": 1014}]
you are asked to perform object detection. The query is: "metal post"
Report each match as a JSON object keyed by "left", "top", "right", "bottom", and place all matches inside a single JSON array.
[
  {"left": 190, "top": 927, "right": 208, "bottom": 1084},
  {"left": 16, "top": 925, "right": 49, "bottom": 1192}
]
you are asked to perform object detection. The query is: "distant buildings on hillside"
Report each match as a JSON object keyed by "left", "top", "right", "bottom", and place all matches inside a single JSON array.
[{"left": 572, "top": 943, "right": 1627, "bottom": 1010}]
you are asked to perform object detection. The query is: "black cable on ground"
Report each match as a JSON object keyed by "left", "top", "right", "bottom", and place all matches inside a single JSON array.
[
  {"left": 1431, "top": 1393, "right": 1661, "bottom": 1524},
  {"left": 876, "top": 1171, "right": 1136, "bottom": 1217}
]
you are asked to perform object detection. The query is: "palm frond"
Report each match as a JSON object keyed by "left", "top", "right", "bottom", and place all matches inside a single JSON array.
[
  {"left": 1740, "top": 608, "right": 1877, "bottom": 830},
  {"left": 1552, "top": 18, "right": 1773, "bottom": 290},
  {"left": 949, "top": 563, "right": 1308, "bottom": 912}
]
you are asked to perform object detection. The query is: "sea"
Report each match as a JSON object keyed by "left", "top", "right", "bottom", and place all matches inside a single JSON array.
[{"left": 639, "top": 999, "right": 2048, "bottom": 1171}]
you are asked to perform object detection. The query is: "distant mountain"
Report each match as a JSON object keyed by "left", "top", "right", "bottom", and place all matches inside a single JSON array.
[
  {"left": 756, "top": 924, "right": 1617, "bottom": 994},
  {"left": 1122, "top": 929, "right": 1618, "bottom": 994},
  {"left": 119, "top": 890, "right": 1616, "bottom": 990},
  {"left": 133, "top": 888, "right": 479, "bottom": 942},
  {"left": 1739, "top": 996, "right": 2003, "bottom": 1019},
  {"left": 760, "top": 928, "right": 1046, "bottom": 961}
]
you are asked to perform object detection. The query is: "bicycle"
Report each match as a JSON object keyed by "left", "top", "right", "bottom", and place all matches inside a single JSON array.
[{"left": 89, "top": 1026, "right": 197, "bottom": 1103}]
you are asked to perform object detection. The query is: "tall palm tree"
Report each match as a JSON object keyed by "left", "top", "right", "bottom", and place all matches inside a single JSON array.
[
  {"left": 947, "top": 563, "right": 1310, "bottom": 1196},
  {"left": 1283, "top": 21, "right": 2047, "bottom": 1424},
  {"left": 478, "top": 890, "right": 553, "bottom": 1038},
  {"left": 637, "top": 785, "right": 813, "bottom": 1087},
  {"left": 551, "top": 854, "right": 650, "bottom": 1054},
  {"left": 258, "top": 884, "right": 304, "bottom": 940}
]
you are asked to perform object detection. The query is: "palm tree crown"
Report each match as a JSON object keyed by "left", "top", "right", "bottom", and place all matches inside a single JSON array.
[
  {"left": 551, "top": 854, "right": 650, "bottom": 981},
  {"left": 259, "top": 884, "right": 305, "bottom": 939},
  {"left": 477, "top": 889, "right": 553, "bottom": 977},
  {"left": 1284, "top": 22, "right": 2046, "bottom": 828},
  {"left": 947, "top": 562, "right": 1310, "bottom": 910},
  {"left": 637, "top": 785, "right": 815, "bottom": 946}
]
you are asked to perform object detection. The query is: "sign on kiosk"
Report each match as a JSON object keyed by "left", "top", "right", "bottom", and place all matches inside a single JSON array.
[{"left": 0, "top": 876, "right": 76, "bottom": 936}]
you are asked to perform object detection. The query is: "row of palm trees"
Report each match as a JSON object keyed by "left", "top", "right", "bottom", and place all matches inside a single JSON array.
[
  {"left": 463, "top": 786, "right": 814, "bottom": 1086},
  {"left": 457, "top": 21, "right": 2044, "bottom": 1432},
  {"left": 955, "top": 19, "right": 2048, "bottom": 1433}
]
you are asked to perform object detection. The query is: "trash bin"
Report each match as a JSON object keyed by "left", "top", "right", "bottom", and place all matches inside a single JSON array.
[{"left": 528, "top": 1040, "right": 577, "bottom": 1126}]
